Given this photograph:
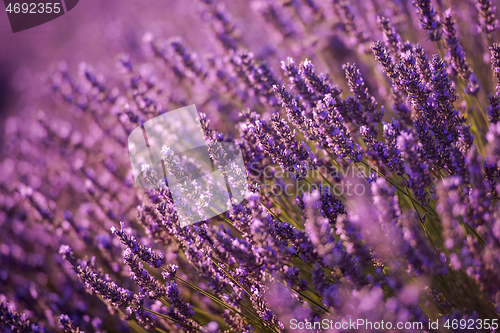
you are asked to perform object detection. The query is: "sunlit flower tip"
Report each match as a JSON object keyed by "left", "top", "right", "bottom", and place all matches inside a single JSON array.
[
  {"left": 58, "top": 244, "right": 72, "bottom": 255},
  {"left": 413, "top": 0, "right": 442, "bottom": 41},
  {"left": 475, "top": 0, "right": 498, "bottom": 34},
  {"left": 161, "top": 145, "right": 173, "bottom": 156},
  {"left": 161, "top": 264, "right": 179, "bottom": 279}
]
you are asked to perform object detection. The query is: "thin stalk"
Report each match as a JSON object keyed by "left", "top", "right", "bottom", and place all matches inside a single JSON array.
[
  {"left": 175, "top": 276, "right": 261, "bottom": 327},
  {"left": 436, "top": 41, "right": 445, "bottom": 60},
  {"left": 271, "top": 197, "right": 300, "bottom": 227},
  {"left": 403, "top": 180, "right": 443, "bottom": 250},
  {"left": 295, "top": 289, "right": 330, "bottom": 313},
  {"left": 95, "top": 294, "right": 149, "bottom": 333},
  {"left": 473, "top": 95, "right": 489, "bottom": 125},
  {"left": 159, "top": 296, "right": 209, "bottom": 327},
  {"left": 458, "top": 78, "right": 486, "bottom": 155},
  {"left": 276, "top": 189, "right": 303, "bottom": 218},
  {"left": 458, "top": 215, "right": 486, "bottom": 246},
  {"left": 211, "top": 259, "right": 282, "bottom": 333},
  {"left": 144, "top": 309, "right": 201, "bottom": 331},
  {"left": 260, "top": 201, "right": 288, "bottom": 226},
  {"left": 357, "top": 160, "right": 440, "bottom": 220},
  {"left": 317, "top": 167, "right": 350, "bottom": 201},
  {"left": 155, "top": 328, "right": 169, "bottom": 333},
  {"left": 173, "top": 273, "right": 248, "bottom": 320}
]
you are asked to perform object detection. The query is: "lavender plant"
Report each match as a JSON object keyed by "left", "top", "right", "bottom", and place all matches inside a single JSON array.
[{"left": 1, "top": 0, "right": 500, "bottom": 332}]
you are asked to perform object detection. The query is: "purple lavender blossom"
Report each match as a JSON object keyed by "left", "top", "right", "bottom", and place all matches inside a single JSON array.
[
  {"left": 486, "top": 121, "right": 500, "bottom": 163},
  {"left": 372, "top": 41, "right": 400, "bottom": 85},
  {"left": 360, "top": 120, "right": 405, "bottom": 176},
  {"left": 123, "top": 249, "right": 166, "bottom": 299},
  {"left": 413, "top": 0, "right": 442, "bottom": 41},
  {"left": 442, "top": 9, "right": 478, "bottom": 95},
  {"left": 250, "top": 113, "right": 311, "bottom": 179},
  {"left": 2, "top": 0, "right": 500, "bottom": 331},
  {"left": 273, "top": 84, "right": 310, "bottom": 133},
  {"left": 1, "top": 298, "right": 40, "bottom": 333},
  {"left": 343, "top": 63, "right": 384, "bottom": 132},
  {"left": 413, "top": 43, "right": 432, "bottom": 83},
  {"left": 487, "top": 93, "right": 500, "bottom": 123},
  {"left": 377, "top": 16, "right": 403, "bottom": 59},
  {"left": 475, "top": 0, "right": 499, "bottom": 35},
  {"left": 60, "top": 245, "right": 134, "bottom": 307},
  {"left": 280, "top": 57, "right": 318, "bottom": 110},
  {"left": 111, "top": 222, "right": 164, "bottom": 268},
  {"left": 59, "top": 314, "right": 83, "bottom": 333},
  {"left": 490, "top": 43, "right": 500, "bottom": 95},
  {"left": 313, "top": 94, "right": 362, "bottom": 162},
  {"left": 396, "top": 130, "right": 434, "bottom": 204},
  {"left": 298, "top": 59, "right": 342, "bottom": 102}
]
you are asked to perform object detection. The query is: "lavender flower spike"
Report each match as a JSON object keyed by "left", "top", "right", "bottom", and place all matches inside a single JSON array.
[
  {"left": 377, "top": 16, "right": 402, "bottom": 59},
  {"left": 123, "top": 249, "right": 166, "bottom": 299},
  {"left": 443, "top": 9, "right": 475, "bottom": 89},
  {"left": 413, "top": 0, "right": 442, "bottom": 41},
  {"left": 490, "top": 43, "right": 500, "bottom": 95},
  {"left": 273, "top": 84, "right": 308, "bottom": 133},
  {"left": 59, "top": 245, "right": 134, "bottom": 308},
  {"left": 298, "top": 59, "right": 341, "bottom": 99},
  {"left": 372, "top": 41, "right": 400, "bottom": 84},
  {"left": 487, "top": 93, "right": 500, "bottom": 124},
  {"left": 1, "top": 298, "right": 40, "bottom": 333},
  {"left": 475, "top": 0, "right": 498, "bottom": 35},
  {"left": 343, "top": 63, "right": 384, "bottom": 131},
  {"left": 59, "top": 314, "right": 83, "bottom": 333},
  {"left": 111, "top": 222, "right": 164, "bottom": 268},
  {"left": 280, "top": 57, "right": 317, "bottom": 109}
]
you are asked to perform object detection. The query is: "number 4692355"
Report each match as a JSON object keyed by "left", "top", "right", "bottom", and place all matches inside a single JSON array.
[{"left": 6, "top": 2, "right": 61, "bottom": 14}]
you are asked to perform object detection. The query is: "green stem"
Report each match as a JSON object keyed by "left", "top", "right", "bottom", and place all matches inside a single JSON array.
[
  {"left": 473, "top": 95, "right": 489, "bottom": 126},
  {"left": 357, "top": 160, "right": 440, "bottom": 220},
  {"left": 295, "top": 289, "right": 330, "bottom": 313},
  {"left": 403, "top": 180, "right": 442, "bottom": 250},
  {"left": 173, "top": 274, "right": 245, "bottom": 318},
  {"left": 435, "top": 41, "right": 445, "bottom": 60},
  {"left": 144, "top": 309, "right": 201, "bottom": 331},
  {"left": 459, "top": 78, "right": 486, "bottom": 155},
  {"left": 211, "top": 259, "right": 282, "bottom": 333}
]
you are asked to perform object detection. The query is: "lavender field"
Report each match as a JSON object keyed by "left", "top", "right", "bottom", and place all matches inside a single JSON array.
[{"left": 1, "top": 0, "right": 500, "bottom": 332}]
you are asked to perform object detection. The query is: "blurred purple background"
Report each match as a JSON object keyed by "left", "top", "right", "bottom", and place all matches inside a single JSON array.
[{"left": 0, "top": 0, "right": 271, "bottom": 150}]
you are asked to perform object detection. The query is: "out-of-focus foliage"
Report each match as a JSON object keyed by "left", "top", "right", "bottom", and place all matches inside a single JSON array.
[{"left": 1, "top": 0, "right": 500, "bottom": 332}]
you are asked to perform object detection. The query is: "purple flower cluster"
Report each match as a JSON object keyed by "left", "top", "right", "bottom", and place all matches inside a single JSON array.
[{"left": 2, "top": 0, "right": 500, "bottom": 332}]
